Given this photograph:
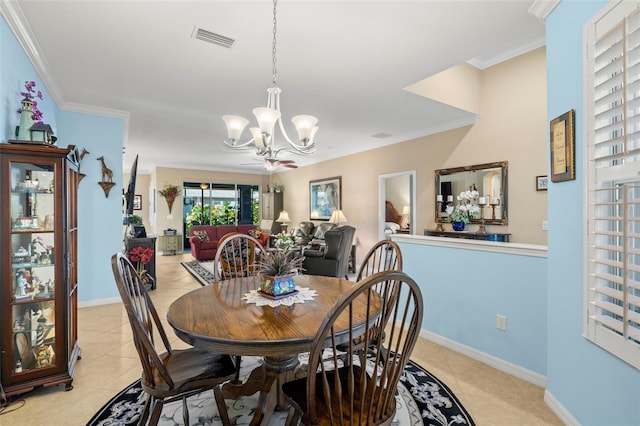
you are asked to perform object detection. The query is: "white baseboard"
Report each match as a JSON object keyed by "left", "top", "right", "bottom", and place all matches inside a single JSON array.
[
  {"left": 78, "top": 297, "right": 121, "bottom": 309},
  {"left": 544, "top": 389, "right": 580, "bottom": 425},
  {"left": 420, "top": 329, "right": 547, "bottom": 387},
  {"left": 421, "top": 329, "right": 580, "bottom": 424}
]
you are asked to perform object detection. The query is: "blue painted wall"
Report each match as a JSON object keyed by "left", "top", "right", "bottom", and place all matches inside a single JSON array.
[
  {"left": 400, "top": 242, "right": 547, "bottom": 376},
  {"left": 546, "top": 2, "right": 640, "bottom": 425},
  {"left": 1, "top": 16, "right": 122, "bottom": 303},
  {"left": 56, "top": 111, "right": 123, "bottom": 302}
]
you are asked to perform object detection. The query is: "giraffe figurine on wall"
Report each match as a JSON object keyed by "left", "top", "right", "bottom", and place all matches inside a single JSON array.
[
  {"left": 97, "top": 156, "right": 113, "bottom": 182},
  {"left": 77, "top": 148, "right": 90, "bottom": 183},
  {"left": 96, "top": 155, "right": 116, "bottom": 198}
]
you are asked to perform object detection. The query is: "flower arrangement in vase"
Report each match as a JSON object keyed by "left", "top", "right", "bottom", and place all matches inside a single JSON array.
[
  {"left": 159, "top": 183, "right": 181, "bottom": 214},
  {"left": 445, "top": 186, "right": 480, "bottom": 230},
  {"left": 274, "top": 233, "right": 294, "bottom": 250},
  {"left": 128, "top": 246, "right": 154, "bottom": 290},
  {"left": 16, "top": 81, "right": 45, "bottom": 141},
  {"left": 257, "top": 249, "right": 304, "bottom": 297}
]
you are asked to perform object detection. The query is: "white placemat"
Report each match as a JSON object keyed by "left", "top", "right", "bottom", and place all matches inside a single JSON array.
[{"left": 242, "top": 286, "right": 317, "bottom": 307}]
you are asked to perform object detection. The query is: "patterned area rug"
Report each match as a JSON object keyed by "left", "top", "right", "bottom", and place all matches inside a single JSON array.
[
  {"left": 181, "top": 260, "right": 216, "bottom": 286},
  {"left": 86, "top": 355, "right": 475, "bottom": 426}
]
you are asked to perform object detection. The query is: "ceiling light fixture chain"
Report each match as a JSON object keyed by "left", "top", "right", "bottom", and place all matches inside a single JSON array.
[
  {"left": 222, "top": 0, "right": 319, "bottom": 167},
  {"left": 272, "top": 0, "right": 278, "bottom": 86}
]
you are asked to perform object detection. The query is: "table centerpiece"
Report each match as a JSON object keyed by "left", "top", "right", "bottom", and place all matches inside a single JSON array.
[{"left": 258, "top": 248, "right": 304, "bottom": 299}]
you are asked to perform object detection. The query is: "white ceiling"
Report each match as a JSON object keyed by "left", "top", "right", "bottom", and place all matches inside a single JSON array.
[{"left": 3, "top": 1, "right": 547, "bottom": 175}]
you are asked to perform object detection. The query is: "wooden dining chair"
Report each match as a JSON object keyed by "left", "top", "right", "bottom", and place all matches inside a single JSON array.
[
  {"left": 337, "top": 239, "right": 403, "bottom": 365},
  {"left": 212, "top": 233, "right": 268, "bottom": 382},
  {"left": 213, "top": 232, "right": 267, "bottom": 281},
  {"left": 283, "top": 271, "right": 424, "bottom": 426},
  {"left": 111, "top": 253, "right": 235, "bottom": 426},
  {"left": 356, "top": 239, "right": 403, "bottom": 281}
]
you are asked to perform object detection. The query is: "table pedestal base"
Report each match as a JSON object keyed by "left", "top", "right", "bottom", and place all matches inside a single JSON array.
[{"left": 222, "top": 354, "right": 300, "bottom": 425}]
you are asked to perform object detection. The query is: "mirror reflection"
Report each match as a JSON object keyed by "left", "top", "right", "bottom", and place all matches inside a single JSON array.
[{"left": 435, "top": 161, "right": 508, "bottom": 225}]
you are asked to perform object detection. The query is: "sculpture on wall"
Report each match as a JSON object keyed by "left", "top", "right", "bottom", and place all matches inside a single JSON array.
[
  {"left": 78, "top": 148, "right": 90, "bottom": 183},
  {"left": 97, "top": 156, "right": 115, "bottom": 197}
]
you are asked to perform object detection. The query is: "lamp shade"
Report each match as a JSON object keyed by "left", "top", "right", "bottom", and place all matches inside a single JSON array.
[
  {"left": 253, "top": 107, "right": 281, "bottom": 136},
  {"left": 329, "top": 209, "right": 348, "bottom": 224},
  {"left": 222, "top": 115, "right": 249, "bottom": 143},
  {"left": 291, "top": 115, "right": 318, "bottom": 142},
  {"left": 402, "top": 205, "right": 410, "bottom": 215},
  {"left": 276, "top": 210, "right": 291, "bottom": 223}
]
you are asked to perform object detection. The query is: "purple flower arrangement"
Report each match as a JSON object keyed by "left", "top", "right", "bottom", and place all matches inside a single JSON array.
[{"left": 17, "top": 80, "right": 44, "bottom": 123}]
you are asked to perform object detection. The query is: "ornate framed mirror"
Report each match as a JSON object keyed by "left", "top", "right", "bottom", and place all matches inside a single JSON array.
[{"left": 435, "top": 161, "right": 508, "bottom": 225}]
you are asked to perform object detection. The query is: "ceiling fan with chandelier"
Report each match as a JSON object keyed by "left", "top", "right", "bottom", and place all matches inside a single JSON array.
[
  {"left": 222, "top": 0, "right": 318, "bottom": 159},
  {"left": 241, "top": 147, "right": 298, "bottom": 170}
]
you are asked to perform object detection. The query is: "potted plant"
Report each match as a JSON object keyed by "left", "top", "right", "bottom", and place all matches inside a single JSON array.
[
  {"left": 127, "top": 246, "right": 155, "bottom": 291},
  {"left": 274, "top": 233, "right": 294, "bottom": 250},
  {"left": 257, "top": 249, "right": 304, "bottom": 297},
  {"left": 127, "top": 214, "right": 143, "bottom": 225},
  {"left": 445, "top": 187, "right": 480, "bottom": 231}
]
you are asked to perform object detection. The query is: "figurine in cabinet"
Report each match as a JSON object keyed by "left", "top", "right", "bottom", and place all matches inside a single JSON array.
[{"left": 16, "top": 271, "right": 27, "bottom": 296}]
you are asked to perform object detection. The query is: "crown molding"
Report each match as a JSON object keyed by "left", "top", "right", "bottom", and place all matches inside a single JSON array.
[
  {"left": 0, "top": 1, "right": 66, "bottom": 106},
  {"left": 1, "top": 2, "right": 131, "bottom": 134},
  {"left": 467, "top": 36, "right": 546, "bottom": 70},
  {"left": 529, "top": 0, "right": 560, "bottom": 22}
]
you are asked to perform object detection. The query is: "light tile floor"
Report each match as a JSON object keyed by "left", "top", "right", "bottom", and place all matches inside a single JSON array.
[{"left": 0, "top": 253, "right": 563, "bottom": 425}]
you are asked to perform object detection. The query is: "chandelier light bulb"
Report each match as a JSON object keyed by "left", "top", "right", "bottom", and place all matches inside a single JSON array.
[
  {"left": 250, "top": 127, "right": 268, "bottom": 155},
  {"left": 291, "top": 115, "right": 318, "bottom": 144},
  {"left": 222, "top": 115, "right": 249, "bottom": 143},
  {"left": 253, "top": 107, "right": 281, "bottom": 136}
]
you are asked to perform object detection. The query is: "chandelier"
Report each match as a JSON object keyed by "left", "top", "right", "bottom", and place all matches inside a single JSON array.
[{"left": 222, "top": 0, "right": 318, "bottom": 156}]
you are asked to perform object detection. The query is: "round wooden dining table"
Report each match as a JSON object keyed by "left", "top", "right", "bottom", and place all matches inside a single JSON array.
[{"left": 167, "top": 274, "right": 379, "bottom": 425}]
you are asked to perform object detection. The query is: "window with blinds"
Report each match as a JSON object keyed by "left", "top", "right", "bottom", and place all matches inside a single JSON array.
[{"left": 585, "top": 2, "right": 640, "bottom": 370}]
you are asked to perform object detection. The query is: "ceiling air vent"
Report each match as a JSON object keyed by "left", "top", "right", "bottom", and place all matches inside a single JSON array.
[
  {"left": 372, "top": 133, "right": 392, "bottom": 139},
  {"left": 192, "top": 26, "right": 235, "bottom": 48}
]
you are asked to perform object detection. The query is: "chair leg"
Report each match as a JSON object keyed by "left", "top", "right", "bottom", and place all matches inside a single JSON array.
[
  {"left": 284, "top": 398, "right": 302, "bottom": 425},
  {"left": 148, "top": 398, "right": 164, "bottom": 426},
  {"left": 139, "top": 393, "right": 152, "bottom": 424},
  {"left": 214, "top": 386, "right": 231, "bottom": 426},
  {"left": 233, "top": 355, "right": 242, "bottom": 383},
  {"left": 182, "top": 396, "right": 189, "bottom": 425}
]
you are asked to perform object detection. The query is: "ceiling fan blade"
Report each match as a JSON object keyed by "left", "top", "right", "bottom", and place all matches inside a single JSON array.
[
  {"left": 277, "top": 159, "right": 295, "bottom": 164},
  {"left": 283, "top": 164, "right": 298, "bottom": 168}
]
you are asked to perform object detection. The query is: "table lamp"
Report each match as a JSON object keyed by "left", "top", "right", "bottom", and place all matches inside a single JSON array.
[
  {"left": 329, "top": 209, "right": 348, "bottom": 225},
  {"left": 276, "top": 210, "right": 291, "bottom": 233},
  {"left": 402, "top": 205, "right": 410, "bottom": 228}
]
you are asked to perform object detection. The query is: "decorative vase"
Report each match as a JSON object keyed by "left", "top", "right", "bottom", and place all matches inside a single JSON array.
[
  {"left": 452, "top": 221, "right": 465, "bottom": 231},
  {"left": 16, "top": 98, "right": 35, "bottom": 141},
  {"left": 261, "top": 273, "right": 296, "bottom": 297},
  {"left": 165, "top": 196, "right": 175, "bottom": 214}
]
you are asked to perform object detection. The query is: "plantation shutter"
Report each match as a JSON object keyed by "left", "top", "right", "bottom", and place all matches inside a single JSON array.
[{"left": 585, "top": 2, "right": 640, "bottom": 369}]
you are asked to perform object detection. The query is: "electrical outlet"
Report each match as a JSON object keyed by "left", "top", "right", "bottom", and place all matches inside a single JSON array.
[
  {"left": 496, "top": 314, "right": 507, "bottom": 331},
  {"left": 542, "top": 220, "right": 548, "bottom": 231}
]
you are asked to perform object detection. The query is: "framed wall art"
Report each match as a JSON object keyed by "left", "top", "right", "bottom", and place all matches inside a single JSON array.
[
  {"left": 550, "top": 109, "right": 575, "bottom": 182},
  {"left": 133, "top": 194, "right": 142, "bottom": 210},
  {"left": 536, "top": 175, "right": 548, "bottom": 191},
  {"left": 309, "top": 176, "right": 341, "bottom": 220}
]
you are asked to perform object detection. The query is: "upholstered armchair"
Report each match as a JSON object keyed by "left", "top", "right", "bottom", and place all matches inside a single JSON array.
[
  {"left": 307, "top": 222, "right": 336, "bottom": 248},
  {"left": 294, "top": 221, "right": 315, "bottom": 247},
  {"left": 302, "top": 226, "right": 356, "bottom": 279}
]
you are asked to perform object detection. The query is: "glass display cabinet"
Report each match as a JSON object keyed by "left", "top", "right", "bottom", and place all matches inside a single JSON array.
[{"left": 0, "top": 142, "right": 81, "bottom": 398}]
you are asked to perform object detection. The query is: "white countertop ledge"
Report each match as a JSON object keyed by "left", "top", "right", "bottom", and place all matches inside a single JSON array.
[{"left": 390, "top": 234, "right": 548, "bottom": 258}]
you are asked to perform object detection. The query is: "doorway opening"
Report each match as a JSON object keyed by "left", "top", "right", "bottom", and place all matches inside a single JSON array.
[{"left": 378, "top": 171, "right": 416, "bottom": 241}]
